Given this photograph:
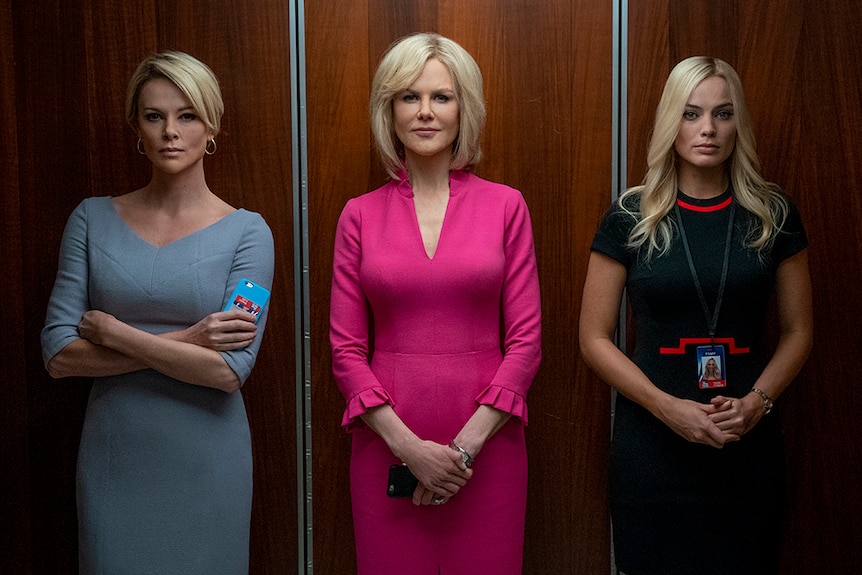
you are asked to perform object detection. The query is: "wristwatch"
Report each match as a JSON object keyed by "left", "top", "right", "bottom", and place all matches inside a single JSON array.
[
  {"left": 449, "top": 441, "right": 474, "bottom": 469},
  {"left": 750, "top": 387, "right": 774, "bottom": 414}
]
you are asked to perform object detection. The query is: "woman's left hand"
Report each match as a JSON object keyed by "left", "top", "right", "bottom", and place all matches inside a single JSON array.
[
  {"left": 176, "top": 309, "right": 258, "bottom": 351},
  {"left": 402, "top": 440, "right": 472, "bottom": 506},
  {"left": 413, "top": 483, "right": 450, "bottom": 507},
  {"left": 708, "top": 394, "right": 763, "bottom": 437}
]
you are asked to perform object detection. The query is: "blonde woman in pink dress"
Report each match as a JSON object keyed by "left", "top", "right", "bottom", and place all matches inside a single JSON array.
[{"left": 330, "top": 33, "right": 542, "bottom": 574}]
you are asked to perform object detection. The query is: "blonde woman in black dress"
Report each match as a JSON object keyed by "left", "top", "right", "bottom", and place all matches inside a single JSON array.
[{"left": 580, "top": 57, "right": 812, "bottom": 575}]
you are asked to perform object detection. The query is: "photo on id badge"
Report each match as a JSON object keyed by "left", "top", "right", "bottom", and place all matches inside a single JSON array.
[{"left": 697, "top": 345, "right": 726, "bottom": 389}]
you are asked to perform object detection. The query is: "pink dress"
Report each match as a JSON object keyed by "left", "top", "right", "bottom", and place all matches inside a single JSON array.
[{"left": 330, "top": 170, "right": 542, "bottom": 574}]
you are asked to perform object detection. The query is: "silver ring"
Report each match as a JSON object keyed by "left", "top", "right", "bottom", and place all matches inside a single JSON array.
[{"left": 433, "top": 497, "right": 444, "bottom": 505}]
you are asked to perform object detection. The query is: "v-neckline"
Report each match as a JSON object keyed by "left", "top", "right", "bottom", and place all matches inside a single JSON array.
[
  {"left": 108, "top": 197, "right": 240, "bottom": 249},
  {"left": 415, "top": 196, "right": 449, "bottom": 260},
  {"left": 396, "top": 170, "right": 469, "bottom": 261}
]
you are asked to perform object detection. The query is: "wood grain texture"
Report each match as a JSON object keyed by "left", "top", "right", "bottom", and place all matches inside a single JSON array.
[
  {"left": 1, "top": 0, "right": 32, "bottom": 573},
  {"left": 781, "top": 2, "right": 862, "bottom": 572},
  {"left": 9, "top": 0, "right": 298, "bottom": 571},
  {"left": 12, "top": 1, "right": 97, "bottom": 572},
  {"left": 306, "top": 1, "right": 613, "bottom": 572},
  {"left": 305, "top": 6, "right": 369, "bottom": 575},
  {"left": 627, "top": 2, "right": 862, "bottom": 573}
]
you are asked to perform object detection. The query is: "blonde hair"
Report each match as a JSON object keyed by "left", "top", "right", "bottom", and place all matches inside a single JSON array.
[
  {"left": 621, "top": 56, "right": 787, "bottom": 259},
  {"left": 126, "top": 51, "right": 224, "bottom": 136},
  {"left": 370, "top": 33, "right": 486, "bottom": 179}
]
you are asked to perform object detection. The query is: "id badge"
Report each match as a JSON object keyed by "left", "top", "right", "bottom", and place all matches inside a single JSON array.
[{"left": 696, "top": 345, "right": 727, "bottom": 389}]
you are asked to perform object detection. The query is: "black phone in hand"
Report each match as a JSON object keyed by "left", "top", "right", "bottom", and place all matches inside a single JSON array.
[{"left": 387, "top": 464, "right": 418, "bottom": 498}]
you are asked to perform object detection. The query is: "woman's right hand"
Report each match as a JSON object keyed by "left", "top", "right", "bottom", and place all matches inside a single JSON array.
[
  {"left": 172, "top": 309, "right": 258, "bottom": 351},
  {"left": 402, "top": 440, "right": 473, "bottom": 505},
  {"left": 358, "top": 405, "right": 473, "bottom": 504},
  {"left": 656, "top": 395, "right": 740, "bottom": 448}
]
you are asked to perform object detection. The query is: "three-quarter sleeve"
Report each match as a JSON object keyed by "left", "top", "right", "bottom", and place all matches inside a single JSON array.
[
  {"left": 40, "top": 202, "right": 274, "bottom": 388},
  {"left": 329, "top": 199, "right": 394, "bottom": 430},
  {"left": 41, "top": 200, "right": 90, "bottom": 365},
  {"left": 474, "top": 191, "right": 542, "bottom": 424},
  {"left": 219, "top": 213, "right": 275, "bottom": 386}
]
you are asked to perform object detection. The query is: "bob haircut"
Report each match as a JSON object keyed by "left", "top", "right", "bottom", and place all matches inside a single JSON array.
[
  {"left": 621, "top": 56, "right": 787, "bottom": 259},
  {"left": 126, "top": 51, "right": 224, "bottom": 136},
  {"left": 370, "top": 33, "right": 486, "bottom": 179}
]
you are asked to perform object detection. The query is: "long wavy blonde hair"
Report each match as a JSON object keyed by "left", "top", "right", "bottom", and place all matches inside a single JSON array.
[{"left": 620, "top": 56, "right": 787, "bottom": 259}]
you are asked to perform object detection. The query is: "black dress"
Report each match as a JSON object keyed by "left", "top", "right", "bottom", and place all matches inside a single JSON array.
[{"left": 591, "top": 188, "right": 807, "bottom": 575}]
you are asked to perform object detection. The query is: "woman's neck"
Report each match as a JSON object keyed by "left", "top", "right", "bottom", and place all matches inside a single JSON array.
[
  {"left": 677, "top": 165, "right": 729, "bottom": 199},
  {"left": 404, "top": 154, "right": 451, "bottom": 197},
  {"left": 144, "top": 166, "right": 212, "bottom": 206}
]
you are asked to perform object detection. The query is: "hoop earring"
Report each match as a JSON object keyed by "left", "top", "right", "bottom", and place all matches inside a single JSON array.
[
  {"left": 137, "top": 138, "right": 146, "bottom": 155},
  {"left": 205, "top": 139, "right": 217, "bottom": 155}
]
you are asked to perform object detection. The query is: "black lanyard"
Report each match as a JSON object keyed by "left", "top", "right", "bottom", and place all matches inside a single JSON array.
[{"left": 674, "top": 200, "right": 735, "bottom": 347}]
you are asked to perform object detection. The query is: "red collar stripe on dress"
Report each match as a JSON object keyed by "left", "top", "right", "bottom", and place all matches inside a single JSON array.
[{"left": 676, "top": 196, "right": 733, "bottom": 213}]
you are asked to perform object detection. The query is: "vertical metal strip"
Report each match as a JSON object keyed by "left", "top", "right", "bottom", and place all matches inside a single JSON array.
[
  {"left": 612, "top": 0, "right": 628, "bottom": 352},
  {"left": 288, "top": 0, "right": 313, "bottom": 573},
  {"left": 610, "top": 2, "right": 627, "bottom": 573},
  {"left": 610, "top": 0, "right": 629, "bottom": 423},
  {"left": 616, "top": 2, "right": 628, "bottom": 206}
]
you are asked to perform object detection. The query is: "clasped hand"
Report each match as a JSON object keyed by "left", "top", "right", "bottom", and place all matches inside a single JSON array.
[
  {"left": 662, "top": 394, "right": 763, "bottom": 449},
  {"left": 402, "top": 440, "right": 473, "bottom": 506}
]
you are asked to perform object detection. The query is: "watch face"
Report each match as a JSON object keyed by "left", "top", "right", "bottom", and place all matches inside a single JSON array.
[
  {"left": 751, "top": 388, "right": 773, "bottom": 413},
  {"left": 450, "top": 442, "right": 473, "bottom": 468}
]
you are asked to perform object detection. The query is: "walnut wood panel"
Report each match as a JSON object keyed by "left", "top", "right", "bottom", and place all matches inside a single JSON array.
[
  {"left": 785, "top": 4, "right": 862, "bottom": 572},
  {"left": 306, "top": 1, "right": 613, "bottom": 572},
  {"left": 9, "top": 0, "right": 297, "bottom": 572},
  {"left": 305, "top": 3, "right": 372, "bottom": 573},
  {"left": 1, "top": 1, "right": 31, "bottom": 573},
  {"left": 12, "top": 2, "right": 96, "bottom": 573},
  {"left": 627, "top": 2, "right": 862, "bottom": 573}
]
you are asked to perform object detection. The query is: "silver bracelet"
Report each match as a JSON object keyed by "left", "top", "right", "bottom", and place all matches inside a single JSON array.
[{"left": 449, "top": 441, "right": 474, "bottom": 469}]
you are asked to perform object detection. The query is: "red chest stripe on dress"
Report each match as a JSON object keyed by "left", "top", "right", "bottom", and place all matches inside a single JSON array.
[{"left": 659, "top": 337, "right": 750, "bottom": 354}]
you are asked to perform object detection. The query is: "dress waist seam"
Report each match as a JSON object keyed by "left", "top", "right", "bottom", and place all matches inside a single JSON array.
[{"left": 373, "top": 346, "right": 500, "bottom": 358}]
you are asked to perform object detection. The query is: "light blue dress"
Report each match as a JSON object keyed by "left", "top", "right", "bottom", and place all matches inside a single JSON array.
[{"left": 41, "top": 197, "right": 274, "bottom": 575}]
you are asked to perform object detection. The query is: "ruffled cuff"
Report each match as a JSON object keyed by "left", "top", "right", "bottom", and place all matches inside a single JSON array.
[
  {"left": 476, "top": 385, "right": 529, "bottom": 425},
  {"left": 341, "top": 386, "right": 394, "bottom": 431}
]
